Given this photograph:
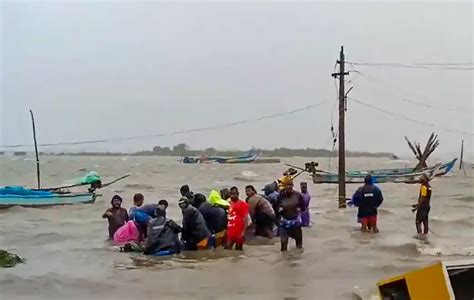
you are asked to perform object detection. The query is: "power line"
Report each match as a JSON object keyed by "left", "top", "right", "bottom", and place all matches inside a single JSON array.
[
  {"left": 346, "top": 61, "right": 474, "bottom": 70},
  {"left": 346, "top": 66, "right": 472, "bottom": 114},
  {"left": 348, "top": 97, "right": 473, "bottom": 136},
  {"left": 1, "top": 101, "right": 329, "bottom": 149}
]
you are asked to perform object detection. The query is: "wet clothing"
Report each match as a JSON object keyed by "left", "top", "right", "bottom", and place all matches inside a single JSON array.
[
  {"left": 352, "top": 184, "right": 384, "bottom": 218},
  {"left": 198, "top": 201, "right": 228, "bottom": 234},
  {"left": 300, "top": 191, "right": 311, "bottom": 226},
  {"left": 246, "top": 194, "right": 275, "bottom": 220},
  {"left": 208, "top": 190, "right": 230, "bottom": 210},
  {"left": 144, "top": 216, "right": 182, "bottom": 255},
  {"left": 418, "top": 183, "right": 432, "bottom": 208},
  {"left": 181, "top": 205, "right": 211, "bottom": 250},
  {"left": 136, "top": 204, "right": 159, "bottom": 218},
  {"left": 227, "top": 200, "right": 249, "bottom": 240},
  {"left": 416, "top": 182, "right": 432, "bottom": 223},
  {"left": 103, "top": 208, "right": 129, "bottom": 239},
  {"left": 360, "top": 215, "right": 377, "bottom": 228},
  {"left": 247, "top": 194, "right": 275, "bottom": 236}
]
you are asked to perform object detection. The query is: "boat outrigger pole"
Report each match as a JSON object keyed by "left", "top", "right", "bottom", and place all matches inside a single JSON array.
[{"left": 29, "top": 110, "right": 41, "bottom": 189}]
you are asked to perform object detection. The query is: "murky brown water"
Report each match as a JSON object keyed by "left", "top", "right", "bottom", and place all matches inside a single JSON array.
[{"left": 1, "top": 156, "right": 473, "bottom": 299}]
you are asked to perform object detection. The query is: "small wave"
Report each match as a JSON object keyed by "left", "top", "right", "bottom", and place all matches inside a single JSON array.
[
  {"left": 233, "top": 170, "right": 260, "bottom": 182},
  {"left": 124, "top": 183, "right": 155, "bottom": 190},
  {"left": 418, "top": 246, "right": 474, "bottom": 256},
  {"left": 430, "top": 217, "right": 474, "bottom": 228},
  {"left": 378, "top": 208, "right": 395, "bottom": 215},
  {"left": 376, "top": 243, "right": 420, "bottom": 256},
  {"left": 456, "top": 195, "right": 474, "bottom": 202}
]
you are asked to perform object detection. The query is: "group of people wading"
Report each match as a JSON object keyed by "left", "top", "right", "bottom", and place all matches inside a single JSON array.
[
  {"left": 102, "top": 170, "right": 433, "bottom": 256},
  {"left": 102, "top": 174, "right": 313, "bottom": 255}
]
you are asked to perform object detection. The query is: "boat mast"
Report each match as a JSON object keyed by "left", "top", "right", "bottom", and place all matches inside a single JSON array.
[
  {"left": 29, "top": 110, "right": 41, "bottom": 189},
  {"left": 332, "top": 46, "right": 349, "bottom": 208}
]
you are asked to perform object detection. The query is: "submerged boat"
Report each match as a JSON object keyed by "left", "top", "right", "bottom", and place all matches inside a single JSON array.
[
  {"left": 377, "top": 259, "right": 474, "bottom": 299},
  {"left": 312, "top": 158, "right": 457, "bottom": 184}
]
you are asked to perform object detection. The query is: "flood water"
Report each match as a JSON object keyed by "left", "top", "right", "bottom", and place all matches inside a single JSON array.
[{"left": 1, "top": 156, "right": 473, "bottom": 299}]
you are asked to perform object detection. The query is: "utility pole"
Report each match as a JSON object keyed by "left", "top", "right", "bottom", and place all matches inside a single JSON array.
[
  {"left": 332, "top": 46, "right": 349, "bottom": 208},
  {"left": 459, "top": 140, "right": 464, "bottom": 170}
]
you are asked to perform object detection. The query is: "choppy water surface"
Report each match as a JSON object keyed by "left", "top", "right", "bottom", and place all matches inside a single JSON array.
[{"left": 1, "top": 156, "right": 473, "bottom": 300}]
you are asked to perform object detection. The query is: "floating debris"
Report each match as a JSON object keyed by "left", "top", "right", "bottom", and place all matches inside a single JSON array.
[{"left": 0, "top": 250, "right": 25, "bottom": 268}]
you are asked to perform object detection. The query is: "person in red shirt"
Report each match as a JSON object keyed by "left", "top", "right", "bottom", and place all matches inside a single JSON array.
[{"left": 225, "top": 186, "right": 249, "bottom": 251}]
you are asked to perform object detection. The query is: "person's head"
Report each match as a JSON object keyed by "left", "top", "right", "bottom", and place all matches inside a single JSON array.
[
  {"left": 220, "top": 188, "right": 230, "bottom": 200},
  {"left": 245, "top": 185, "right": 257, "bottom": 198},
  {"left": 178, "top": 197, "right": 189, "bottom": 210},
  {"left": 229, "top": 186, "right": 239, "bottom": 202},
  {"left": 133, "top": 193, "right": 144, "bottom": 207},
  {"left": 300, "top": 182, "right": 308, "bottom": 193},
  {"left": 111, "top": 195, "right": 123, "bottom": 208},
  {"left": 155, "top": 202, "right": 167, "bottom": 218},
  {"left": 193, "top": 193, "right": 206, "bottom": 207},
  {"left": 364, "top": 174, "right": 374, "bottom": 185},
  {"left": 421, "top": 173, "right": 430, "bottom": 184},
  {"left": 158, "top": 199, "right": 169, "bottom": 211},
  {"left": 180, "top": 185, "right": 190, "bottom": 197}
]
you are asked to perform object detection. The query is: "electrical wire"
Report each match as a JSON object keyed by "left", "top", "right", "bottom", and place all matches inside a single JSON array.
[
  {"left": 346, "top": 61, "right": 474, "bottom": 70},
  {"left": 1, "top": 100, "right": 330, "bottom": 149},
  {"left": 348, "top": 97, "right": 473, "bottom": 136}
]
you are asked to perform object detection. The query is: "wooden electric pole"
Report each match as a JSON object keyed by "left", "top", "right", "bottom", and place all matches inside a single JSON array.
[
  {"left": 459, "top": 140, "right": 464, "bottom": 170},
  {"left": 332, "top": 46, "right": 349, "bottom": 208}
]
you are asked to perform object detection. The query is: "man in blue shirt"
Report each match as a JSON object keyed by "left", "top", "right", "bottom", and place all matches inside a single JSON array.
[{"left": 352, "top": 175, "right": 384, "bottom": 233}]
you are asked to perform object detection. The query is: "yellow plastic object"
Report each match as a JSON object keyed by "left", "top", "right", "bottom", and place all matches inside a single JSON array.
[
  {"left": 377, "top": 259, "right": 474, "bottom": 300},
  {"left": 378, "top": 262, "right": 449, "bottom": 299}
]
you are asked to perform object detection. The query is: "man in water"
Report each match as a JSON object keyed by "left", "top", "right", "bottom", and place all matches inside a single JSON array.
[
  {"left": 179, "top": 197, "right": 211, "bottom": 250},
  {"left": 245, "top": 185, "right": 275, "bottom": 238},
  {"left": 226, "top": 186, "right": 249, "bottom": 250},
  {"left": 277, "top": 181, "right": 306, "bottom": 251},
  {"left": 144, "top": 200, "right": 182, "bottom": 255},
  {"left": 352, "top": 175, "right": 384, "bottom": 233},
  {"left": 102, "top": 195, "right": 129, "bottom": 239},
  {"left": 194, "top": 193, "right": 227, "bottom": 247},
  {"left": 412, "top": 173, "right": 432, "bottom": 235},
  {"left": 180, "top": 184, "right": 195, "bottom": 207},
  {"left": 300, "top": 182, "right": 311, "bottom": 227}
]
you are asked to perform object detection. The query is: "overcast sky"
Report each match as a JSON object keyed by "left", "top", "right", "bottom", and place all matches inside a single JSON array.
[{"left": 1, "top": 1, "right": 472, "bottom": 156}]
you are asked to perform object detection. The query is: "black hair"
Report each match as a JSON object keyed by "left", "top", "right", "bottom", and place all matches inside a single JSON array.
[
  {"left": 133, "top": 193, "right": 144, "bottom": 202},
  {"left": 230, "top": 186, "right": 238, "bottom": 192},
  {"left": 364, "top": 174, "right": 373, "bottom": 184},
  {"left": 245, "top": 185, "right": 256, "bottom": 192},
  {"left": 193, "top": 193, "right": 206, "bottom": 206},
  {"left": 180, "top": 185, "right": 190, "bottom": 196},
  {"left": 111, "top": 195, "right": 123, "bottom": 203},
  {"left": 158, "top": 199, "right": 168, "bottom": 208}
]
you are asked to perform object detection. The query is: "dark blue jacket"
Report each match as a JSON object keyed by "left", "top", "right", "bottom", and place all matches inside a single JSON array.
[
  {"left": 198, "top": 202, "right": 227, "bottom": 234},
  {"left": 352, "top": 184, "right": 383, "bottom": 218}
]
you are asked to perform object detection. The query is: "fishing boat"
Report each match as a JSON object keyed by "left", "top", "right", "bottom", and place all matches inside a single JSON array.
[
  {"left": 0, "top": 187, "right": 97, "bottom": 208},
  {"left": 312, "top": 158, "right": 457, "bottom": 184},
  {"left": 0, "top": 111, "right": 129, "bottom": 209},
  {"left": 183, "top": 149, "right": 259, "bottom": 164},
  {"left": 377, "top": 259, "right": 474, "bottom": 299}
]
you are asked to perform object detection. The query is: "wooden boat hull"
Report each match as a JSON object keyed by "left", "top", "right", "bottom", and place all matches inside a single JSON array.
[
  {"left": 377, "top": 259, "right": 474, "bottom": 300},
  {"left": 0, "top": 192, "right": 97, "bottom": 208},
  {"left": 312, "top": 158, "right": 457, "bottom": 184}
]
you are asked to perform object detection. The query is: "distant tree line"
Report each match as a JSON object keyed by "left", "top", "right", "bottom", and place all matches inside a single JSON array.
[{"left": 45, "top": 143, "right": 393, "bottom": 158}]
